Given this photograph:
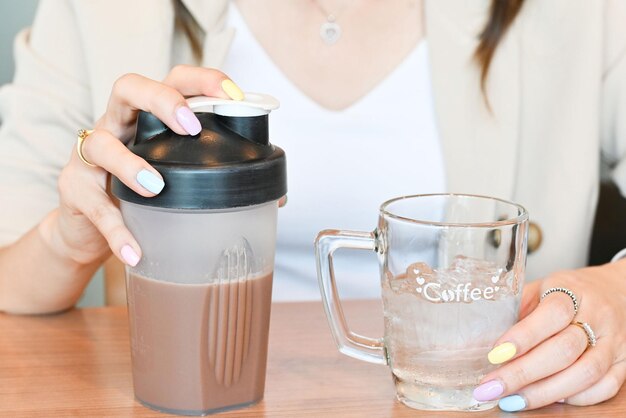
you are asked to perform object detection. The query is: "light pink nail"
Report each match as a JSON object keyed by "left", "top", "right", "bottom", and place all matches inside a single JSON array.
[
  {"left": 121, "top": 245, "right": 140, "bottom": 267},
  {"left": 175, "top": 106, "right": 201, "bottom": 135},
  {"left": 557, "top": 399, "right": 566, "bottom": 404},
  {"left": 473, "top": 380, "right": 505, "bottom": 402}
]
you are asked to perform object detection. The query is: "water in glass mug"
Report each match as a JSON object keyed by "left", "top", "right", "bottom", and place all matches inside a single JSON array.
[{"left": 382, "top": 255, "right": 521, "bottom": 411}]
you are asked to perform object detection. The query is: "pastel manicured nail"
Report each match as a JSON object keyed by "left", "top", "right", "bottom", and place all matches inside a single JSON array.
[
  {"left": 136, "top": 169, "right": 165, "bottom": 194},
  {"left": 557, "top": 399, "right": 565, "bottom": 403},
  {"left": 473, "top": 380, "right": 504, "bottom": 402},
  {"left": 488, "top": 342, "right": 517, "bottom": 364},
  {"left": 121, "top": 245, "right": 140, "bottom": 267},
  {"left": 176, "top": 106, "right": 202, "bottom": 135},
  {"left": 498, "top": 395, "right": 526, "bottom": 412},
  {"left": 221, "top": 79, "right": 245, "bottom": 101}
]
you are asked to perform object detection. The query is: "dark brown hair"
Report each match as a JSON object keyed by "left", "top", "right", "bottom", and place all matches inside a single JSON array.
[
  {"left": 174, "top": 0, "right": 524, "bottom": 89},
  {"left": 475, "top": 0, "right": 525, "bottom": 92}
]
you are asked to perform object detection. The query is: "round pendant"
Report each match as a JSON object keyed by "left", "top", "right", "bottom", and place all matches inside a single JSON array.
[{"left": 320, "top": 21, "right": 341, "bottom": 45}]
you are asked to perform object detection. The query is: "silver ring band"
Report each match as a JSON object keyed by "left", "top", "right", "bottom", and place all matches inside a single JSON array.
[
  {"left": 540, "top": 287, "right": 579, "bottom": 315},
  {"left": 572, "top": 321, "right": 597, "bottom": 347}
]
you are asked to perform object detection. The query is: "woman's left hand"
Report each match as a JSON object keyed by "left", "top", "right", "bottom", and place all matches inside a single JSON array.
[{"left": 473, "top": 260, "right": 626, "bottom": 412}]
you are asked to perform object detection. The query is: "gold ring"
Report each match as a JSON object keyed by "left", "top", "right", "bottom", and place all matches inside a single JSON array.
[{"left": 76, "top": 129, "right": 96, "bottom": 167}]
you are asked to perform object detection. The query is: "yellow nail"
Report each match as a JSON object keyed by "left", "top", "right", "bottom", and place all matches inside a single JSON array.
[
  {"left": 488, "top": 342, "right": 516, "bottom": 364},
  {"left": 221, "top": 79, "right": 245, "bottom": 101}
]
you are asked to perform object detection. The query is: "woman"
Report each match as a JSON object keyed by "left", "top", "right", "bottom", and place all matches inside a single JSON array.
[{"left": 0, "top": 0, "right": 624, "bottom": 412}]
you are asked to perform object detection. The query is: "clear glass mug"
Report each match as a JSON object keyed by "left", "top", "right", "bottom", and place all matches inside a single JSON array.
[{"left": 315, "top": 194, "right": 529, "bottom": 411}]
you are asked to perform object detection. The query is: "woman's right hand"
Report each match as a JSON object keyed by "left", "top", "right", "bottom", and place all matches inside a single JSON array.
[{"left": 45, "top": 66, "right": 244, "bottom": 267}]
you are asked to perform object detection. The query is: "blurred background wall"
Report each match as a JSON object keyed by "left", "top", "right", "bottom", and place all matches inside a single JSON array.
[
  {"left": 0, "top": 0, "right": 104, "bottom": 307},
  {"left": 0, "top": 0, "right": 39, "bottom": 84}
]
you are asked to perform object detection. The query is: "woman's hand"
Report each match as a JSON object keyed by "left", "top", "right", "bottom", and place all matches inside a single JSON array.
[
  {"left": 472, "top": 260, "right": 626, "bottom": 411},
  {"left": 44, "top": 66, "right": 244, "bottom": 267}
]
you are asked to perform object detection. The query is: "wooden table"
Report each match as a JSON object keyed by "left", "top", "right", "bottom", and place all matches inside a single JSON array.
[{"left": 0, "top": 300, "right": 624, "bottom": 417}]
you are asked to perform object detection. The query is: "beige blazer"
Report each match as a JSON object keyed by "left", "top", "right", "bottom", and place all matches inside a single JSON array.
[{"left": 1, "top": 0, "right": 625, "bottom": 285}]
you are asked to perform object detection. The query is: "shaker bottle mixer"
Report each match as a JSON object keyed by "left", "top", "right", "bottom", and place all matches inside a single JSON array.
[{"left": 111, "top": 94, "right": 286, "bottom": 415}]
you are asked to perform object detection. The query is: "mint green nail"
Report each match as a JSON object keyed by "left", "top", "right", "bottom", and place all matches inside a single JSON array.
[
  {"left": 136, "top": 169, "right": 164, "bottom": 194},
  {"left": 499, "top": 395, "right": 526, "bottom": 412}
]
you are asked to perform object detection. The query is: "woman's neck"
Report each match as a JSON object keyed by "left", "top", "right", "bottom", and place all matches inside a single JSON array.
[{"left": 234, "top": 0, "right": 424, "bottom": 110}]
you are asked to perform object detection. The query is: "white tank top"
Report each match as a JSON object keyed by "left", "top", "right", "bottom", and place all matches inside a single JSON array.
[{"left": 221, "top": 4, "right": 446, "bottom": 301}]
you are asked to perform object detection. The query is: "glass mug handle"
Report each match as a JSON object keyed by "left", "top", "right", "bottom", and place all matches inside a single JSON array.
[{"left": 315, "top": 229, "right": 386, "bottom": 365}]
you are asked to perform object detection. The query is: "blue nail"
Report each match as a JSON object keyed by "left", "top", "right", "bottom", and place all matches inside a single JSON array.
[
  {"left": 499, "top": 395, "right": 527, "bottom": 412},
  {"left": 136, "top": 169, "right": 164, "bottom": 194}
]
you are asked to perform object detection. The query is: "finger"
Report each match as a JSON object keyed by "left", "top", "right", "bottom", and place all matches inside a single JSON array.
[
  {"left": 519, "top": 280, "right": 542, "bottom": 319},
  {"left": 474, "top": 324, "right": 587, "bottom": 402},
  {"left": 565, "top": 362, "right": 626, "bottom": 406},
  {"left": 278, "top": 195, "right": 287, "bottom": 207},
  {"left": 498, "top": 340, "right": 613, "bottom": 411},
  {"left": 99, "top": 73, "right": 200, "bottom": 139},
  {"left": 80, "top": 129, "right": 165, "bottom": 196},
  {"left": 163, "top": 65, "right": 244, "bottom": 100},
  {"left": 487, "top": 285, "right": 577, "bottom": 365},
  {"left": 77, "top": 189, "right": 142, "bottom": 267}
]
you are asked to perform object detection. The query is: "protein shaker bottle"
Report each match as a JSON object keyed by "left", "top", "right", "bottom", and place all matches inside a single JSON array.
[{"left": 111, "top": 94, "right": 286, "bottom": 415}]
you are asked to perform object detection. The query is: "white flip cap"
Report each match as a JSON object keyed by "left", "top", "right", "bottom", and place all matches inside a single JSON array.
[{"left": 186, "top": 93, "right": 280, "bottom": 117}]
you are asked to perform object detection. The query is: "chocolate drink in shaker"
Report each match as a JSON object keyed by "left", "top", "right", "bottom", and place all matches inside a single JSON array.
[{"left": 127, "top": 271, "right": 274, "bottom": 412}]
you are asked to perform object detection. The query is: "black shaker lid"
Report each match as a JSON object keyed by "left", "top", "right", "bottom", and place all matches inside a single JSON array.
[{"left": 111, "top": 94, "right": 287, "bottom": 210}]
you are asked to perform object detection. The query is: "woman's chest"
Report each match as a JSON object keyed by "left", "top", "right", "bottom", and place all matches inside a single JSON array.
[{"left": 232, "top": 0, "right": 424, "bottom": 111}]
